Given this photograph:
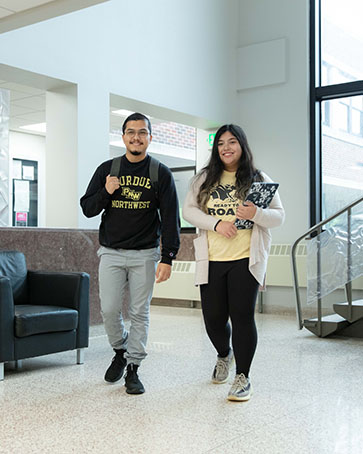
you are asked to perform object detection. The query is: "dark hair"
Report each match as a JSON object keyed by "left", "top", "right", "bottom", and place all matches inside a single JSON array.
[
  {"left": 122, "top": 112, "right": 152, "bottom": 134},
  {"left": 197, "top": 124, "right": 262, "bottom": 207}
]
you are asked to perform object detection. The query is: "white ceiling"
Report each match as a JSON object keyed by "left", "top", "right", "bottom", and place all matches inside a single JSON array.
[
  {"left": 0, "top": 80, "right": 46, "bottom": 133},
  {"left": 0, "top": 81, "right": 196, "bottom": 168},
  {"left": 0, "top": 0, "right": 110, "bottom": 133},
  {"left": 0, "top": 1, "right": 52, "bottom": 19},
  {"left": 0, "top": 80, "right": 159, "bottom": 136},
  {"left": 0, "top": 0, "right": 199, "bottom": 172},
  {"left": 0, "top": 0, "right": 110, "bottom": 33},
  {"left": 0, "top": 82, "right": 201, "bottom": 172}
]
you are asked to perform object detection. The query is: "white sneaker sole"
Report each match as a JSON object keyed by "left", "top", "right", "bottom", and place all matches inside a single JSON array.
[
  {"left": 227, "top": 391, "right": 252, "bottom": 402},
  {"left": 227, "top": 384, "right": 253, "bottom": 401},
  {"left": 212, "top": 377, "right": 228, "bottom": 384}
]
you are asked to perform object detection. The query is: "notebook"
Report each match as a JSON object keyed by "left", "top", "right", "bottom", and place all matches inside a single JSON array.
[
  {"left": 245, "top": 182, "right": 279, "bottom": 209},
  {"left": 234, "top": 182, "right": 279, "bottom": 229}
]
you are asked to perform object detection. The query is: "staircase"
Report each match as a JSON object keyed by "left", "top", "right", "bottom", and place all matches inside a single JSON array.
[
  {"left": 303, "top": 299, "right": 363, "bottom": 338},
  {"left": 291, "top": 195, "right": 363, "bottom": 339}
]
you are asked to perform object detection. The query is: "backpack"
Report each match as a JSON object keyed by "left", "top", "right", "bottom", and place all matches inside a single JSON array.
[{"left": 109, "top": 155, "right": 160, "bottom": 203}]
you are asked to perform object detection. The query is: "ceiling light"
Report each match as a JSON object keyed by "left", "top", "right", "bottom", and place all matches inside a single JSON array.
[
  {"left": 111, "top": 109, "right": 134, "bottom": 117},
  {"left": 112, "top": 109, "right": 153, "bottom": 120},
  {"left": 19, "top": 123, "right": 46, "bottom": 133}
]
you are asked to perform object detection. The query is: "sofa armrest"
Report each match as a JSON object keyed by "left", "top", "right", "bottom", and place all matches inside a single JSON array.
[
  {"left": 0, "top": 276, "right": 15, "bottom": 362},
  {"left": 28, "top": 271, "right": 90, "bottom": 348}
]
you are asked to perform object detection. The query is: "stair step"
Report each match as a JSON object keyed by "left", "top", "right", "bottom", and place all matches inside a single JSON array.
[
  {"left": 333, "top": 299, "right": 363, "bottom": 323},
  {"left": 303, "top": 314, "right": 349, "bottom": 337}
]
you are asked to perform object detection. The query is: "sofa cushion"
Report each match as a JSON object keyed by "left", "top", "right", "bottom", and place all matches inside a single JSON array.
[
  {"left": 0, "top": 250, "right": 27, "bottom": 303},
  {"left": 14, "top": 305, "right": 78, "bottom": 338}
]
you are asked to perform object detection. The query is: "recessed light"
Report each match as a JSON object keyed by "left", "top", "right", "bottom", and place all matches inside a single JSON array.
[
  {"left": 111, "top": 109, "right": 134, "bottom": 117},
  {"left": 112, "top": 109, "right": 153, "bottom": 120},
  {"left": 19, "top": 123, "right": 46, "bottom": 133}
]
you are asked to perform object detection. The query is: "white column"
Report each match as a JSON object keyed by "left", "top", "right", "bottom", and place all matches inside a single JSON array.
[
  {"left": 0, "top": 88, "right": 10, "bottom": 226},
  {"left": 77, "top": 83, "right": 109, "bottom": 229},
  {"left": 46, "top": 85, "right": 78, "bottom": 227},
  {"left": 46, "top": 83, "right": 109, "bottom": 229}
]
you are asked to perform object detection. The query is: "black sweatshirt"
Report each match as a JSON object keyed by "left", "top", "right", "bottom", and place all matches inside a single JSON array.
[{"left": 80, "top": 155, "right": 180, "bottom": 265}]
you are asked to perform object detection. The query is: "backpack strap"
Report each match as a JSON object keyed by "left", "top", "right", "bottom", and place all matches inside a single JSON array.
[
  {"left": 149, "top": 156, "right": 160, "bottom": 203},
  {"left": 110, "top": 156, "right": 122, "bottom": 177},
  {"left": 110, "top": 154, "right": 160, "bottom": 202}
]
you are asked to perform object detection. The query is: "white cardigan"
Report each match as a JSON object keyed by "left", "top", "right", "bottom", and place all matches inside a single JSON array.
[{"left": 182, "top": 171, "right": 285, "bottom": 286}]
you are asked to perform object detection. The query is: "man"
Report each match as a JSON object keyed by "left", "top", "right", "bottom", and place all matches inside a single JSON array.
[{"left": 80, "top": 112, "right": 180, "bottom": 394}]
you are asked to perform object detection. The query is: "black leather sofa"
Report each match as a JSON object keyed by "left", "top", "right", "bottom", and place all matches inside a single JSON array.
[{"left": 0, "top": 250, "right": 89, "bottom": 380}]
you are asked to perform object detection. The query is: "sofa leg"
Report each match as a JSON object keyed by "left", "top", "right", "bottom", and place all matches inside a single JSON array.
[
  {"left": 15, "top": 360, "right": 23, "bottom": 370},
  {"left": 77, "top": 348, "right": 85, "bottom": 365},
  {"left": 0, "top": 363, "right": 4, "bottom": 381}
]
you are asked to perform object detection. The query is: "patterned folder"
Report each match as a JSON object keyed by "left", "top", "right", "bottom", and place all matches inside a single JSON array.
[
  {"left": 234, "top": 182, "right": 279, "bottom": 230},
  {"left": 245, "top": 182, "right": 279, "bottom": 208}
]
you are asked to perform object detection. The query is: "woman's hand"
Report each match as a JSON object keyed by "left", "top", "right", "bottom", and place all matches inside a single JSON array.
[
  {"left": 236, "top": 201, "right": 257, "bottom": 220},
  {"left": 215, "top": 221, "right": 237, "bottom": 238}
]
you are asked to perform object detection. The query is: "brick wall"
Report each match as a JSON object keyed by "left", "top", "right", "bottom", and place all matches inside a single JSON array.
[
  {"left": 110, "top": 120, "right": 196, "bottom": 151},
  {"left": 151, "top": 121, "right": 196, "bottom": 150}
]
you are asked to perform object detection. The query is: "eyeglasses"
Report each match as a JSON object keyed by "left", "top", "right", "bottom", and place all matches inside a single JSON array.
[{"left": 124, "top": 129, "right": 150, "bottom": 138}]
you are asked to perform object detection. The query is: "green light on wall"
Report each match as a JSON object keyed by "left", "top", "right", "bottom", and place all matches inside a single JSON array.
[{"left": 208, "top": 133, "right": 216, "bottom": 147}]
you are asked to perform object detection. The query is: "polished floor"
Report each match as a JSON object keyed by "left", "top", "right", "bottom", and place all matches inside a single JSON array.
[{"left": 1, "top": 306, "right": 363, "bottom": 454}]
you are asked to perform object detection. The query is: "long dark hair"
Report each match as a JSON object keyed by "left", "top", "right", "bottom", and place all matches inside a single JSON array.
[{"left": 197, "top": 124, "right": 262, "bottom": 207}]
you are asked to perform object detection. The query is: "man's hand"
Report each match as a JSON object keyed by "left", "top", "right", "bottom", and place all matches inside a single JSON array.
[
  {"left": 105, "top": 175, "right": 120, "bottom": 194},
  {"left": 155, "top": 263, "right": 172, "bottom": 283},
  {"left": 236, "top": 201, "right": 257, "bottom": 220},
  {"left": 215, "top": 221, "right": 237, "bottom": 239}
]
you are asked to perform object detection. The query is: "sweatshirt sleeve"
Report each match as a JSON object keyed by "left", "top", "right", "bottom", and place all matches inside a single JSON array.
[
  {"left": 80, "top": 163, "right": 112, "bottom": 218},
  {"left": 182, "top": 174, "right": 220, "bottom": 231},
  {"left": 250, "top": 172, "right": 285, "bottom": 229},
  {"left": 158, "top": 164, "right": 181, "bottom": 265}
]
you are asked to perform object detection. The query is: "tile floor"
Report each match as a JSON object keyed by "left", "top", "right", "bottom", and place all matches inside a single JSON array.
[{"left": 1, "top": 306, "right": 363, "bottom": 454}]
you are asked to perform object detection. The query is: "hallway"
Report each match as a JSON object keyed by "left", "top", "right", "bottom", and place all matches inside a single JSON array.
[{"left": 1, "top": 306, "right": 362, "bottom": 454}]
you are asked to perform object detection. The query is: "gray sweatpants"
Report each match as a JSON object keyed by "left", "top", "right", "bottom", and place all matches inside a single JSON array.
[{"left": 98, "top": 246, "right": 159, "bottom": 366}]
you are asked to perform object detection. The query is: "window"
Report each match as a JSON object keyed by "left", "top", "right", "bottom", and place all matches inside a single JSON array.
[
  {"left": 170, "top": 168, "right": 195, "bottom": 230},
  {"left": 322, "top": 95, "right": 363, "bottom": 138},
  {"left": 321, "top": 0, "right": 363, "bottom": 85},
  {"left": 310, "top": 0, "right": 363, "bottom": 224}
]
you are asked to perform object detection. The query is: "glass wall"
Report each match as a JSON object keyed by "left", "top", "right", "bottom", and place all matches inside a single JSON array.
[
  {"left": 321, "top": 96, "right": 363, "bottom": 219},
  {"left": 321, "top": 0, "right": 363, "bottom": 85},
  {"left": 310, "top": 0, "right": 363, "bottom": 224}
]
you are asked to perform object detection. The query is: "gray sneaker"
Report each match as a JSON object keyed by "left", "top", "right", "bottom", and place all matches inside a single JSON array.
[
  {"left": 227, "top": 373, "right": 252, "bottom": 401},
  {"left": 212, "top": 350, "right": 234, "bottom": 384}
]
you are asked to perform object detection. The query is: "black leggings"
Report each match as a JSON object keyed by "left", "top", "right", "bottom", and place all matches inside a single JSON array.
[{"left": 200, "top": 258, "right": 259, "bottom": 377}]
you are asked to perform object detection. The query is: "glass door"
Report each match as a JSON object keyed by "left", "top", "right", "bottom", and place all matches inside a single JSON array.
[{"left": 12, "top": 158, "right": 38, "bottom": 227}]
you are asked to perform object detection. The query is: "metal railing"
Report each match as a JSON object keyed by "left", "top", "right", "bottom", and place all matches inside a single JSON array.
[{"left": 291, "top": 195, "right": 363, "bottom": 335}]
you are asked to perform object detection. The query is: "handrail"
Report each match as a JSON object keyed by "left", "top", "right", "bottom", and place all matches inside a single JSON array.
[{"left": 291, "top": 195, "right": 363, "bottom": 330}]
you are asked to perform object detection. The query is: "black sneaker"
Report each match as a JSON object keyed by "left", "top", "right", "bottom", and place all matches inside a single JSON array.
[
  {"left": 125, "top": 364, "right": 145, "bottom": 394},
  {"left": 104, "top": 349, "right": 126, "bottom": 383}
]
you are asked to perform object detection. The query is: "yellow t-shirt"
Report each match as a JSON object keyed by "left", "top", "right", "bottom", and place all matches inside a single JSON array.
[{"left": 206, "top": 171, "right": 252, "bottom": 261}]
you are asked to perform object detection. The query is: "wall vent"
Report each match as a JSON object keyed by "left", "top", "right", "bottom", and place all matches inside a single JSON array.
[
  {"left": 270, "top": 243, "right": 306, "bottom": 256},
  {"left": 266, "top": 244, "right": 306, "bottom": 287},
  {"left": 172, "top": 261, "right": 193, "bottom": 273},
  {"left": 153, "top": 261, "right": 199, "bottom": 301},
  {"left": 153, "top": 244, "right": 311, "bottom": 302}
]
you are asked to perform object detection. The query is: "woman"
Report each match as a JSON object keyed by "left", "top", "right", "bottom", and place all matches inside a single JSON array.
[{"left": 183, "top": 124, "right": 284, "bottom": 401}]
